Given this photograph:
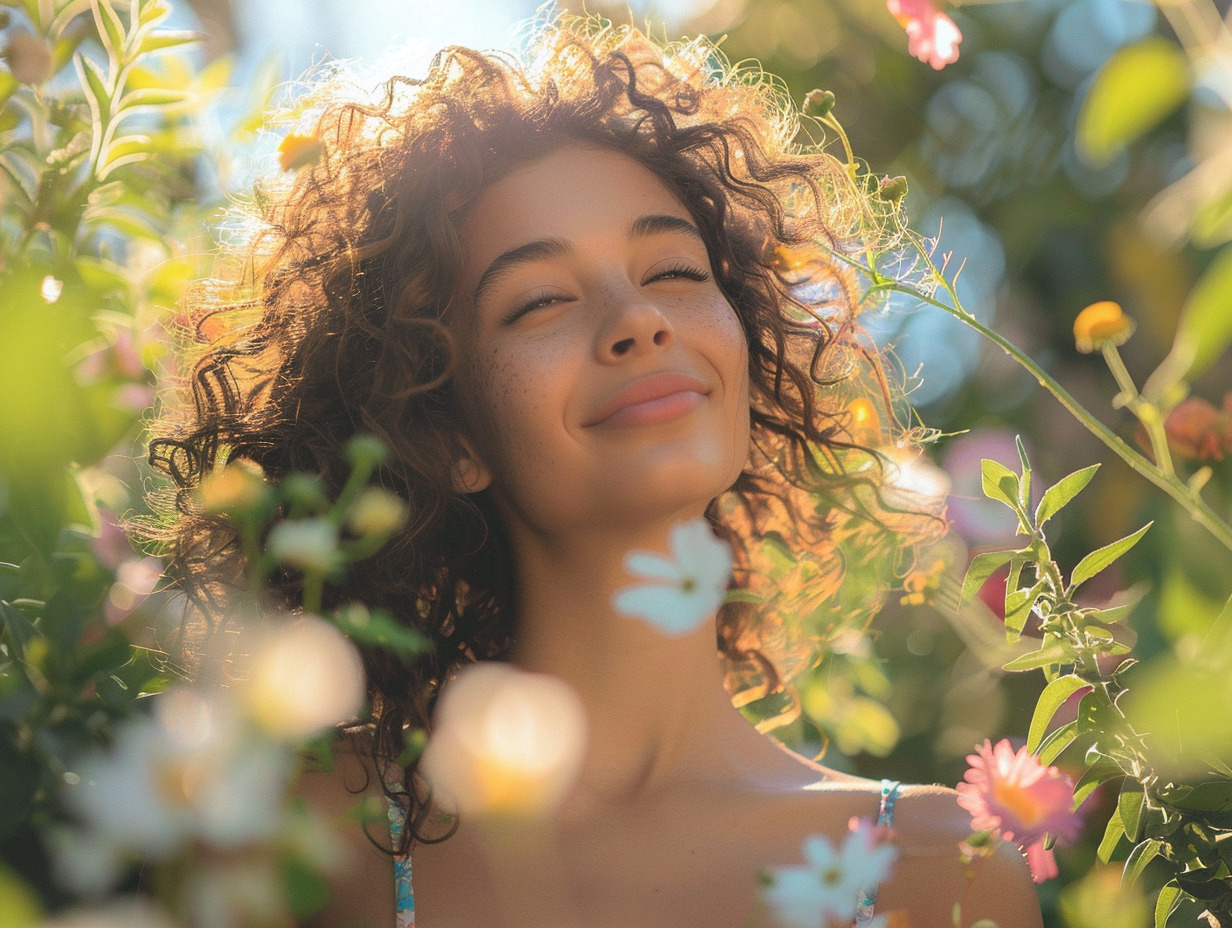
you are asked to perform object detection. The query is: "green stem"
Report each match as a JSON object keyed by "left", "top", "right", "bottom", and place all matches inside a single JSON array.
[
  {"left": 1101, "top": 344, "right": 1175, "bottom": 479},
  {"left": 883, "top": 281, "right": 1232, "bottom": 553}
]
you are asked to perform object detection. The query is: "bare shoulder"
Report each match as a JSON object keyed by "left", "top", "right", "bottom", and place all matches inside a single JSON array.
[
  {"left": 879, "top": 784, "right": 1043, "bottom": 928},
  {"left": 297, "top": 735, "right": 396, "bottom": 928}
]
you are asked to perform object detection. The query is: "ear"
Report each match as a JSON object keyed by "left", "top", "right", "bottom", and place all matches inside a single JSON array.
[{"left": 450, "top": 438, "right": 492, "bottom": 494}]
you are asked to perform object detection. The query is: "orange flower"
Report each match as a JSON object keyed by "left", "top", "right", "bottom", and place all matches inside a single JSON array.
[
  {"left": 276, "top": 133, "right": 323, "bottom": 172},
  {"left": 1073, "top": 300, "right": 1135, "bottom": 353},
  {"left": 843, "top": 397, "right": 883, "bottom": 447}
]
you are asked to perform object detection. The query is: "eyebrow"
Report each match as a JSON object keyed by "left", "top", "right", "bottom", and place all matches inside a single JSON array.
[{"left": 471, "top": 213, "right": 706, "bottom": 309}]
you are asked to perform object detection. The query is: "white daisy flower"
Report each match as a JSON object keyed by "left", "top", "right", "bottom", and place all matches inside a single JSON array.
[
  {"left": 611, "top": 519, "right": 732, "bottom": 636},
  {"left": 764, "top": 821, "right": 898, "bottom": 928}
]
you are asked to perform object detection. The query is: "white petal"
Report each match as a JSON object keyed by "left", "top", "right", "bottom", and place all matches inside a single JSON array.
[{"left": 623, "top": 551, "right": 680, "bottom": 582}]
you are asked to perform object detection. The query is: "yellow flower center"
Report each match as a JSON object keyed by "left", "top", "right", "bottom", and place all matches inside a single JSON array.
[
  {"left": 1073, "top": 301, "right": 1134, "bottom": 353},
  {"left": 992, "top": 779, "right": 1047, "bottom": 829}
]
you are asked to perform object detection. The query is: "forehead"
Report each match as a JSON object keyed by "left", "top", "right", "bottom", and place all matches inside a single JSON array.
[{"left": 458, "top": 144, "right": 695, "bottom": 278}]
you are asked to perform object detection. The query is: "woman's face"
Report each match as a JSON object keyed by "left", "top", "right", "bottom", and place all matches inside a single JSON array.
[{"left": 452, "top": 143, "right": 750, "bottom": 537}]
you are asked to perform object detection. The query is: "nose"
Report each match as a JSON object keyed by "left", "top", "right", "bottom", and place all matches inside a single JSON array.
[{"left": 595, "top": 289, "right": 674, "bottom": 363}]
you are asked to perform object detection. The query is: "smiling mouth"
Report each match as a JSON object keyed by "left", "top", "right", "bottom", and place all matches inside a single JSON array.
[{"left": 586, "top": 372, "right": 708, "bottom": 427}]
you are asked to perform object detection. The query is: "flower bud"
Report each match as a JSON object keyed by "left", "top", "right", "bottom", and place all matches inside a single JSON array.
[
  {"left": 344, "top": 433, "right": 389, "bottom": 468},
  {"left": 803, "top": 89, "right": 835, "bottom": 118},
  {"left": 5, "top": 30, "right": 54, "bottom": 86},
  {"left": 196, "top": 460, "right": 269, "bottom": 517},
  {"left": 1164, "top": 396, "right": 1231, "bottom": 461},
  {"left": 344, "top": 487, "right": 408, "bottom": 538},
  {"left": 877, "top": 175, "right": 908, "bottom": 203},
  {"left": 1073, "top": 300, "right": 1135, "bottom": 353},
  {"left": 267, "top": 518, "right": 340, "bottom": 573}
]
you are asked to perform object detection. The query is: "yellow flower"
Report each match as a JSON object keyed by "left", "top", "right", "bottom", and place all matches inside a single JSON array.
[
  {"left": 1073, "top": 300, "right": 1135, "bottom": 353},
  {"left": 196, "top": 460, "right": 268, "bottom": 516},
  {"left": 276, "top": 133, "right": 323, "bottom": 172}
]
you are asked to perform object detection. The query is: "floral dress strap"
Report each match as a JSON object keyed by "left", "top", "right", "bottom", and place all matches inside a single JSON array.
[
  {"left": 387, "top": 790, "right": 415, "bottom": 927},
  {"left": 852, "top": 779, "right": 900, "bottom": 928}
]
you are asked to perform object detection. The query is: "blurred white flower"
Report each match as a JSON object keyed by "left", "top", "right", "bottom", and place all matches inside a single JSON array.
[
  {"left": 240, "top": 615, "right": 365, "bottom": 739},
  {"left": 39, "top": 273, "right": 63, "bottom": 303},
  {"left": 38, "top": 898, "right": 175, "bottom": 928},
  {"left": 764, "top": 820, "right": 897, "bottom": 928},
  {"left": 421, "top": 663, "right": 587, "bottom": 818},
  {"left": 184, "top": 858, "right": 285, "bottom": 928},
  {"left": 612, "top": 519, "right": 732, "bottom": 636},
  {"left": 267, "top": 518, "right": 340, "bottom": 573},
  {"left": 55, "top": 688, "right": 294, "bottom": 894}
]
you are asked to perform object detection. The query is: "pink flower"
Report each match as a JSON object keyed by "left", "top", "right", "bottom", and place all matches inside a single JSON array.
[
  {"left": 1023, "top": 840, "right": 1059, "bottom": 884},
  {"left": 1164, "top": 395, "right": 1232, "bottom": 461},
  {"left": 956, "top": 739, "right": 1082, "bottom": 873},
  {"left": 886, "top": 0, "right": 963, "bottom": 70}
]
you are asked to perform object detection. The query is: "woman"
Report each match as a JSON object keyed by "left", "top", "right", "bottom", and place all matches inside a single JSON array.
[{"left": 151, "top": 16, "right": 1042, "bottom": 928}]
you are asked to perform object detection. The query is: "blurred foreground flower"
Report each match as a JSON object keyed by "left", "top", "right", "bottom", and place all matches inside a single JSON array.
[
  {"left": 52, "top": 688, "right": 294, "bottom": 894},
  {"left": 267, "top": 517, "right": 341, "bottom": 573},
  {"left": 956, "top": 739, "right": 1083, "bottom": 882},
  {"left": 612, "top": 519, "right": 732, "bottom": 636},
  {"left": 1073, "top": 300, "right": 1135, "bottom": 354},
  {"left": 1163, "top": 394, "right": 1232, "bottom": 461},
  {"left": 764, "top": 819, "right": 898, "bottom": 928},
  {"left": 886, "top": 0, "right": 962, "bottom": 70},
  {"left": 420, "top": 663, "right": 587, "bottom": 818},
  {"left": 277, "top": 133, "right": 323, "bottom": 172},
  {"left": 4, "top": 29, "right": 54, "bottom": 85},
  {"left": 240, "top": 615, "right": 365, "bottom": 739},
  {"left": 39, "top": 898, "right": 175, "bottom": 928}
]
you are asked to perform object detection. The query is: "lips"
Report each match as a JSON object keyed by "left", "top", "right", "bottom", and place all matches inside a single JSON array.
[{"left": 585, "top": 372, "right": 708, "bottom": 427}]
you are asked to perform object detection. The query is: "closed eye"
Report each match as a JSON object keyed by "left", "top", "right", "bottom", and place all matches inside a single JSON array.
[
  {"left": 644, "top": 263, "right": 710, "bottom": 284},
  {"left": 503, "top": 290, "right": 573, "bottom": 325}
]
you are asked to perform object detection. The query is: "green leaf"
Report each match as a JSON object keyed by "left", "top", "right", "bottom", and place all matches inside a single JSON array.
[
  {"left": 1123, "top": 838, "right": 1162, "bottom": 887},
  {"left": 117, "top": 86, "right": 191, "bottom": 109},
  {"left": 980, "top": 459, "right": 1020, "bottom": 510},
  {"left": 960, "top": 549, "right": 1018, "bottom": 606},
  {"left": 1097, "top": 812, "right": 1126, "bottom": 863},
  {"left": 1119, "top": 784, "right": 1145, "bottom": 842},
  {"left": 1002, "top": 639, "right": 1072, "bottom": 673},
  {"left": 1038, "top": 719, "right": 1078, "bottom": 764},
  {"left": 0, "top": 601, "right": 40, "bottom": 662},
  {"left": 1155, "top": 882, "right": 1181, "bottom": 928},
  {"left": 1070, "top": 522, "right": 1152, "bottom": 591},
  {"left": 1173, "top": 243, "right": 1232, "bottom": 378},
  {"left": 1004, "top": 580, "right": 1045, "bottom": 638},
  {"left": 1035, "top": 464, "right": 1099, "bottom": 527},
  {"left": 137, "top": 28, "right": 201, "bottom": 53},
  {"left": 1076, "top": 37, "right": 1190, "bottom": 166},
  {"left": 1028, "top": 674, "right": 1089, "bottom": 754},
  {"left": 0, "top": 71, "right": 17, "bottom": 109},
  {"left": 92, "top": 0, "right": 127, "bottom": 63},
  {"left": 1015, "top": 436, "right": 1031, "bottom": 512},
  {"left": 1072, "top": 761, "right": 1122, "bottom": 809},
  {"left": 280, "top": 852, "right": 331, "bottom": 920},
  {"left": 0, "top": 862, "right": 41, "bottom": 928}
]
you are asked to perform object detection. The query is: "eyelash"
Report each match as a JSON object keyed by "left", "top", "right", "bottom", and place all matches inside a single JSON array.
[{"left": 503, "top": 264, "right": 710, "bottom": 324}]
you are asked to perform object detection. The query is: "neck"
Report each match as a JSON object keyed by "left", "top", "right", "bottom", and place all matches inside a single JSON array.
[{"left": 504, "top": 517, "right": 784, "bottom": 808}]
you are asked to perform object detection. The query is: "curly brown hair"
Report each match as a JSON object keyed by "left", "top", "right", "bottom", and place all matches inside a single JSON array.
[{"left": 149, "top": 16, "right": 942, "bottom": 849}]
